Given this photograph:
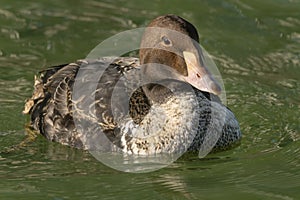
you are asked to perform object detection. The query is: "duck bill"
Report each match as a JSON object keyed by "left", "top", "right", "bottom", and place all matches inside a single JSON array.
[{"left": 182, "top": 51, "right": 221, "bottom": 95}]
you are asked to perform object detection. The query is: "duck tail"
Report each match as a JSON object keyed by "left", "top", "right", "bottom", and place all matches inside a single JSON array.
[
  {"left": 23, "top": 64, "right": 68, "bottom": 116},
  {"left": 23, "top": 74, "right": 44, "bottom": 115}
]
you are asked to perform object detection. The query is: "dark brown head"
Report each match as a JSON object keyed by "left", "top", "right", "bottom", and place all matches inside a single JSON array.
[{"left": 139, "top": 14, "right": 221, "bottom": 96}]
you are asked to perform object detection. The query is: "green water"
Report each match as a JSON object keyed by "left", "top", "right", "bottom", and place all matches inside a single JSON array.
[{"left": 0, "top": 0, "right": 299, "bottom": 199}]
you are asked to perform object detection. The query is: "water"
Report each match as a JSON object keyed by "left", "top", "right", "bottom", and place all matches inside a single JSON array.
[{"left": 0, "top": 0, "right": 299, "bottom": 199}]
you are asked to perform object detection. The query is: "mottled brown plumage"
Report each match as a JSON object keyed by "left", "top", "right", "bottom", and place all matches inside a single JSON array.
[{"left": 24, "top": 15, "right": 241, "bottom": 154}]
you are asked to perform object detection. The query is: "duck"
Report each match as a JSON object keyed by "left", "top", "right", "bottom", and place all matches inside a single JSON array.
[{"left": 23, "top": 14, "right": 241, "bottom": 155}]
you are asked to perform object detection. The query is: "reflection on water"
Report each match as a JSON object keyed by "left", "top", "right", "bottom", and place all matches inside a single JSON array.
[{"left": 0, "top": 0, "right": 299, "bottom": 199}]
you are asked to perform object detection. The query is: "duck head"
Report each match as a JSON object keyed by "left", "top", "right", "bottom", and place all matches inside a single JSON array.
[{"left": 139, "top": 14, "right": 221, "bottom": 99}]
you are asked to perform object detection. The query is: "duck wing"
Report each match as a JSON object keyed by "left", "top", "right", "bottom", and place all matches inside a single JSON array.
[{"left": 24, "top": 58, "right": 140, "bottom": 149}]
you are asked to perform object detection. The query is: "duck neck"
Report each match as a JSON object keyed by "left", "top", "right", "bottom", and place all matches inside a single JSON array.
[
  {"left": 128, "top": 82, "right": 175, "bottom": 124},
  {"left": 142, "top": 83, "right": 173, "bottom": 104}
]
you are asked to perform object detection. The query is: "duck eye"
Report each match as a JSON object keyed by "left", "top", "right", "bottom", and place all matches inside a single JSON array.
[{"left": 161, "top": 36, "right": 172, "bottom": 46}]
